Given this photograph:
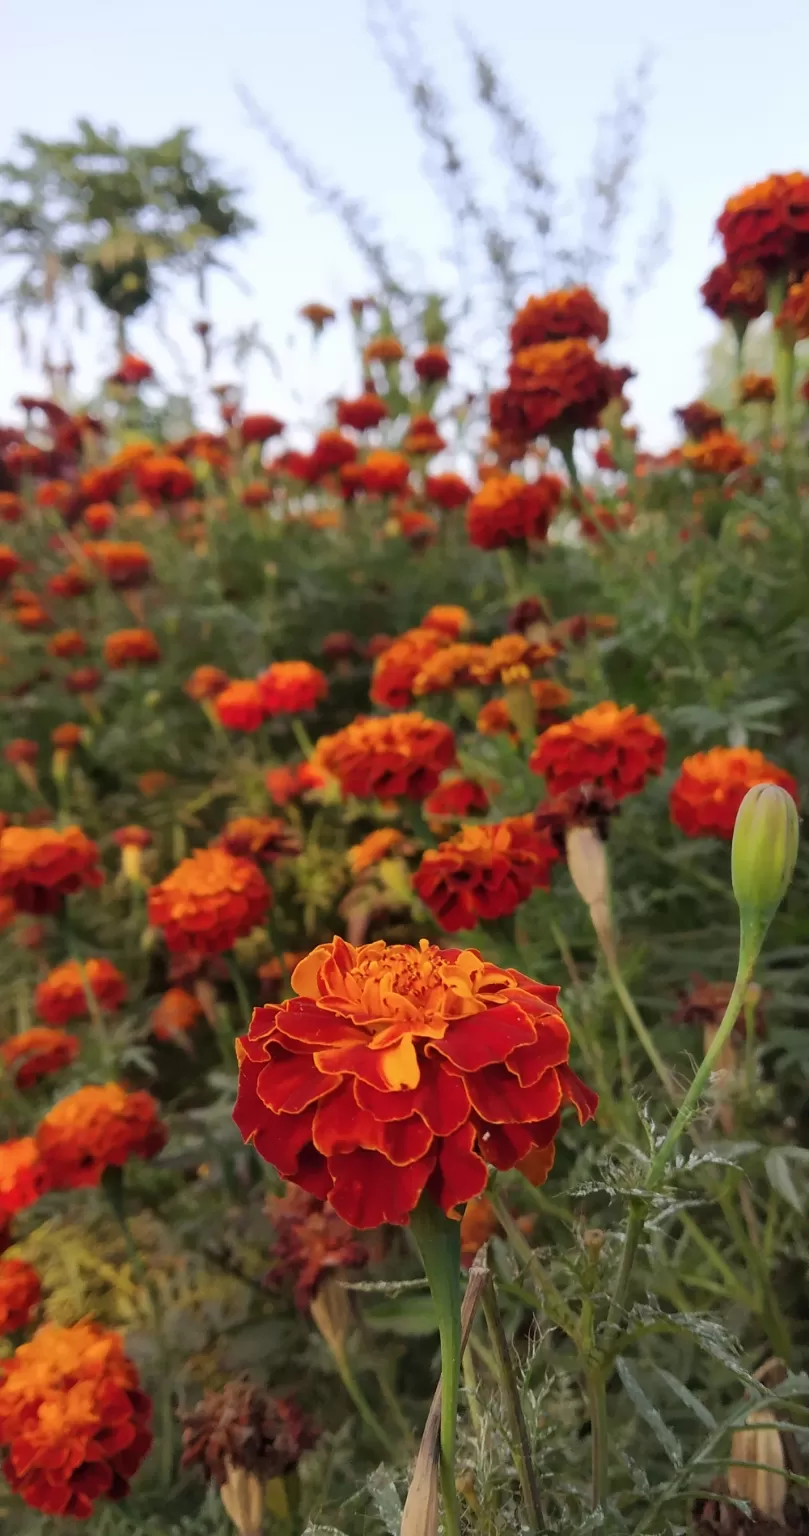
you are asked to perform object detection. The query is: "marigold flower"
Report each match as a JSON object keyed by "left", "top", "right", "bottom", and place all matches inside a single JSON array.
[
  {"left": 0, "top": 546, "right": 21, "bottom": 585},
  {"left": 492, "top": 340, "right": 630, "bottom": 441},
  {"left": 466, "top": 472, "right": 563, "bottom": 549},
  {"left": 135, "top": 453, "right": 195, "bottom": 502},
  {"left": 214, "top": 680, "right": 265, "bottom": 732},
  {"left": 241, "top": 480, "right": 272, "bottom": 508},
  {"left": 412, "top": 643, "right": 489, "bottom": 697},
  {"left": 470, "top": 634, "right": 558, "bottom": 687},
  {"left": 218, "top": 816, "right": 301, "bottom": 863},
  {"left": 0, "top": 1139, "right": 50, "bottom": 1215},
  {"left": 738, "top": 372, "right": 776, "bottom": 404},
  {"left": 300, "top": 302, "right": 335, "bottom": 329},
  {"left": 47, "top": 628, "right": 86, "bottom": 659},
  {"left": 264, "top": 761, "right": 326, "bottom": 805},
  {"left": 0, "top": 1320, "right": 152, "bottom": 1518},
  {"left": 674, "top": 401, "right": 726, "bottom": 441},
  {"left": 414, "top": 817, "right": 560, "bottom": 932},
  {"left": 83, "top": 501, "right": 116, "bottom": 534},
  {"left": 103, "top": 627, "right": 160, "bottom": 668},
  {"left": 509, "top": 287, "right": 610, "bottom": 351},
  {"left": 776, "top": 273, "right": 809, "bottom": 339},
  {"left": 717, "top": 172, "right": 809, "bottom": 272},
  {"left": 0, "top": 493, "right": 23, "bottom": 524},
  {"left": 347, "top": 827, "right": 407, "bottom": 876},
  {"left": 460, "top": 1193, "right": 501, "bottom": 1266},
  {"left": 402, "top": 414, "right": 445, "bottom": 456},
  {"left": 308, "top": 430, "right": 358, "bottom": 480},
  {"left": 148, "top": 848, "right": 271, "bottom": 956},
  {"left": 315, "top": 712, "right": 456, "bottom": 801},
  {"left": 4, "top": 739, "right": 38, "bottom": 767},
  {"left": 336, "top": 391, "right": 389, "bottom": 431},
  {"left": 137, "top": 770, "right": 173, "bottom": 796},
  {"left": 1, "top": 1027, "right": 79, "bottom": 1089},
  {"left": 266, "top": 1185, "right": 371, "bottom": 1308},
  {"left": 150, "top": 987, "right": 202, "bottom": 1041},
  {"left": 257, "top": 660, "right": 328, "bottom": 716},
  {"left": 48, "top": 564, "right": 93, "bottom": 599},
  {"left": 14, "top": 602, "right": 49, "bottom": 631},
  {"left": 35, "top": 478, "right": 73, "bottom": 512},
  {"left": 507, "top": 597, "right": 549, "bottom": 634},
  {"left": 65, "top": 665, "right": 102, "bottom": 695},
  {"left": 0, "top": 1257, "right": 40, "bottom": 1332},
  {"left": 321, "top": 630, "right": 361, "bottom": 662},
  {"left": 420, "top": 605, "right": 469, "bottom": 639},
  {"left": 425, "top": 471, "right": 471, "bottom": 510},
  {"left": 371, "top": 627, "right": 451, "bottom": 709},
  {"left": 234, "top": 936, "right": 596, "bottom": 1227},
  {"left": 84, "top": 540, "right": 151, "bottom": 589},
  {"left": 240, "top": 413, "right": 285, "bottom": 444},
  {"left": 423, "top": 777, "right": 490, "bottom": 827},
  {"left": 682, "top": 430, "right": 756, "bottom": 476},
  {"left": 413, "top": 344, "right": 450, "bottom": 382},
  {"left": 476, "top": 679, "right": 572, "bottom": 742},
  {"left": 533, "top": 785, "right": 619, "bottom": 853},
  {"left": 180, "top": 1377, "right": 318, "bottom": 1486},
  {"left": 550, "top": 613, "right": 617, "bottom": 647},
  {"left": 0, "top": 825, "right": 102, "bottom": 914},
  {"left": 185, "top": 664, "right": 230, "bottom": 701},
  {"left": 364, "top": 335, "right": 404, "bottom": 365},
  {"left": 110, "top": 353, "right": 153, "bottom": 385},
  {"left": 531, "top": 701, "right": 665, "bottom": 800},
  {"left": 34, "top": 957, "right": 126, "bottom": 1026},
  {"left": 678, "top": 978, "right": 766, "bottom": 1037},
  {"left": 36, "top": 1082, "right": 167, "bottom": 1189},
  {"left": 700, "top": 259, "right": 767, "bottom": 324},
  {"left": 669, "top": 747, "right": 798, "bottom": 840},
  {"left": 359, "top": 449, "right": 410, "bottom": 496},
  {"left": 396, "top": 509, "right": 437, "bottom": 546}
]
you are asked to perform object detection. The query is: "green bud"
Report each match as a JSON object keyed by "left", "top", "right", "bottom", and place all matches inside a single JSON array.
[{"left": 732, "top": 784, "right": 799, "bottom": 937}]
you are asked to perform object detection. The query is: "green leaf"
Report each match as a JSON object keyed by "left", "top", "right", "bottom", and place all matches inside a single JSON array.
[
  {"left": 616, "top": 1357, "right": 683, "bottom": 1467},
  {"left": 651, "top": 1364, "right": 717, "bottom": 1429},
  {"left": 765, "top": 1149, "right": 804, "bottom": 1212},
  {"left": 363, "top": 1292, "right": 439, "bottom": 1337}
]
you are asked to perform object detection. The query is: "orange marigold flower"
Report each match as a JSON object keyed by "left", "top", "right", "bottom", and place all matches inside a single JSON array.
[
  {"left": 135, "top": 453, "right": 195, "bottom": 502},
  {"left": 34, "top": 958, "right": 126, "bottom": 1026},
  {"left": 266, "top": 1185, "right": 371, "bottom": 1309},
  {"left": 0, "top": 1138, "right": 50, "bottom": 1215},
  {"left": 34, "top": 479, "right": 73, "bottom": 512},
  {"left": 347, "top": 827, "right": 407, "bottom": 876},
  {"left": 336, "top": 391, "right": 389, "bottom": 431},
  {"left": 185, "top": 664, "right": 230, "bottom": 701},
  {"left": 65, "top": 665, "right": 102, "bottom": 694},
  {"left": 402, "top": 414, "right": 446, "bottom": 456},
  {"left": 234, "top": 936, "right": 596, "bottom": 1228},
  {"left": 422, "top": 604, "right": 470, "bottom": 639},
  {"left": 257, "top": 660, "right": 328, "bottom": 716},
  {"left": 0, "top": 1320, "right": 152, "bottom": 1518},
  {"left": 14, "top": 603, "right": 49, "bottom": 631},
  {"left": 531, "top": 701, "right": 665, "bottom": 800},
  {"left": 359, "top": 449, "right": 410, "bottom": 496},
  {"left": 83, "top": 501, "right": 116, "bottom": 534},
  {"left": 241, "top": 480, "right": 272, "bottom": 508},
  {"left": 300, "top": 302, "right": 336, "bottom": 330},
  {"left": 241, "top": 413, "right": 285, "bottom": 444},
  {"left": 717, "top": 172, "right": 809, "bottom": 272},
  {"left": 137, "top": 770, "right": 173, "bottom": 797},
  {"left": 414, "top": 816, "right": 560, "bottom": 932},
  {"left": 466, "top": 472, "right": 563, "bottom": 550},
  {"left": 396, "top": 509, "right": 437, "bottom": 546},
  {"left": 0, "top": 494, "right": 23, "bottom": 524},
  {"left": 371, "top": 627, "right": 450, "bottom": 709},
  {"left": 509, "top": 287, "right": 609, "bottom": 351},
  {"left": 469, "top": 634, "right": 558, "bottom": 687},
  {"left": 308, "top": 430, "right": 358, "bottom": 480},
  {"left": 0, "top": 1257, "right": 40, "bottom": 1332},
  {"left": 148, "top": 848, "right": 271, "bottom": 956},
  {"left": 0, "top": 1028, "right": 79, "bottom": 1090},
  {"left": 36, "top": 1083, "right": 167, "bottom": 1189},
  {"left": 460, "top": 1193, "right": 501, "bottom": 1267},
  {"left": 0, "top": 546, "right": 21, "bottom": 585},
  {"left": 265, "top": 761, "right": 326, "bottom": 805},
  {"left": 476, "top": 680, "right": 572, "bottom": 743},
  {"left": 425, "top": 471, "right": 471, "bottom": 510},
  {"left": 669, "top": 747, "right": 798, "bottom": 840},
  {"left": 83, "top": 540, "right": 151, "bottom": 589},
  {"left": 110, "top": 352, "right": 153, "bottom": 385},
  {"left": 700, "top": 259, "right": 767, "bottom": 323},
  {"left": 180, "top": 1377, "right": 318, "bottom": 1487},
  {"left": 738, "top": 372, "right": 776, "bottom": 404},
  {"left": 681, "top": 430, "right": 756, "bottom": 476},
  {"left": 315, "top": 712, "right": 456, "bottom": 801},
  {"left": 492, "top": 341, "right": 630, "bottom": 442},
  {"left": 675, "top": 401, "right": 725, "bottom": 441},
  {"left": 423, "top": 777, "right": 490, "bottom": 828},
  {"left": 214, "top": 680, "right": 266, "bottom": 732},
  {"left": 413, "top": 344, "right": 450, "bottom": 382},
  {"left": 47, "top": 628, "right": 86, "bottom": 659},
  {"left": 4, "top": 739, "right": 38, "bottom": 767},
  {"left": 48, "top": 564, "right": 93, "bottom": 599},
  {"left": 218, "top": 816, "right": 301, "bottom": 863},
  {"left": 776, "top": 273, "right": 809, "bottom": 339},
  {"left": 103, "top": 627, "right": 160, "bottom": 668},
  {"left": 364, "top": 335, "right": 405, "bottom": 365},
  {"left": 412, "top": 642, "right": 490, "bottom": 697},
  {"left": 50, "top": 724, "right": 81, "bottom": 751},
  {"left": 150, "top": 987, "right": 202, "bottom": 1041},
  {"left": 0, "top": 825, "right": 102, "bottom": 914}
]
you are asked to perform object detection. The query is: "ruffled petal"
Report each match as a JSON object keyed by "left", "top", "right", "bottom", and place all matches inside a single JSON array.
[
  {"left": 327, "top": 1147, "right": 436, "bottom": 1227},
  {"left": 506, "top": 1015, "right": 570, "bottom": 1085},
  {"left": 312, "top": 1080, "right": 386, "bottom": 1157},
  {"left": 465, "top": 1064, "right": 562, "bottom": 1125},
  {"left": 255, "top": 1051, "right": 337, "bottom": 1114},
  {"left": 378, "top": 1115, "right": 434, "bottom": 1166},
  {"left": 431, "top": 1003, "right": 535, "bottom": 1071},
  {"left": 558, "top": 1063, "right": 599, "bottom": 1123},
  {"left": 251, "top": 1106, "right": 317, "bottom": 1177},
  {"left": 475, "top": 1119, "right": 534, "bottom": 1170},
  {"left": 429, "top": 1121, "right": 488, "bottom": 1214}
]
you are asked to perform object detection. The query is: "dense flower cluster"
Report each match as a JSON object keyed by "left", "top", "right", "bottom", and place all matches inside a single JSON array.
[
  {"left": 36, "top": 1083, "right": 167, "bottom": 1188},
  {"left": 35, "top": 957, "right": 126, "bottom": 1024},
  {"left": 0, "top": 826, "right": 102, "bottom": 913},
  {"left": 491, "top": 341, "right": 629, "bottom": 444},
  {"left": 509, "top": 287, "right": 610, "bottom": 350},
  {"left": 466, "top": 472, "right": 563, "bottom": 549},
  {"left": 148, "top": 849, "right": 271, "bottom": 955},
  {"left": 669, "top": 747, "right": 798, "bottom": 839},
  {"left": 531, "top": 702, "right": 665, "bottom": 799}
]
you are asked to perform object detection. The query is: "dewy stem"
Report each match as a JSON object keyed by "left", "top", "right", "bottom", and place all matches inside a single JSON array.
[{"left": 410, "top": 1197, "right": 463, "bottom": 1536}]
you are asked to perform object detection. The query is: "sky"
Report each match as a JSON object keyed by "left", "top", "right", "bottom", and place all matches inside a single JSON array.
[{"left": 2, "top": 0, "right": 808, "bottom": 447}]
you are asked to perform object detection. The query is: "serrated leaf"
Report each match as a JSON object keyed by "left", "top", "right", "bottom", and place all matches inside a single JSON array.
[
  {"left": 367, "top": 1465, "right": 403, "bottom": 1536},
  {"left": 616, "top": 1357, "right": 683, "bottom": 1467}
]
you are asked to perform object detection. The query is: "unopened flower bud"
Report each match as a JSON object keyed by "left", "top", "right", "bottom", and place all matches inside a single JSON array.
[{"left": 732, "top": 784, "right": 799, "bottom": 938}]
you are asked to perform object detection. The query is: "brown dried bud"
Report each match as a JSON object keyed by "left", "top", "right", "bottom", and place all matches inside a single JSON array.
[{"left": 179, "top": 1378, "right": 318, "bottom": 1491}]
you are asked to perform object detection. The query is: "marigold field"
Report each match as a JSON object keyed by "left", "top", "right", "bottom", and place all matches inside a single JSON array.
[{"left": 1, "top": 170, "right": 809, "bottom": 1536}]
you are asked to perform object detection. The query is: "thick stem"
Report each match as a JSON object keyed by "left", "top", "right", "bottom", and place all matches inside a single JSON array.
[
  {"left": 410, "top": 1197, "right": 463, "bottom": 1536},
  {"left": 481, "top": 1277, "right": 544, "bottom": 1532},
  {"left": 586, "top": 1366, "right": 610, "bottom": 1511}
]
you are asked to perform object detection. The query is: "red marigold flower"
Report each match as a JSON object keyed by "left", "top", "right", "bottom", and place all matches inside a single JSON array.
[
  {"left": 214, "top": 680, "right": 266, "bottom": 732},
  {"left": 4, "top": 739, "right": 38, "bottom": 767},
  {"left": 266, "top": 1185, "right": 371, "bottom": 1309},
  {"left": 270, "top": 449, "right": 312, "bottom": 481},
  {"left": 550, "top": 613, "right": 617, "bottom": 647},
  {"left": 414, "top": 817, "right": 560, "bottom": 932},
  {"left": 65, "top": 665, "right": 102, "bottom": 695},
  {"left": 0, "top": 1138, "right": 50, "bottom": 1215},
  {"left": 0, "top": 546, "right": 21, "bottom": 585},
  {"left": 0, "top": 825, "right": 102, "bottom": 914},
  {"left": 257, "top": 660, "right": 328, "bottom": 716},
  {"left": 84, "top": 540, "right": 151, "bottom": 589},
  {"left": 34, "top": 957, "right": 126, "bottom": 1026},
  {"left": 321, "top": 630, "right": 361, "bottom": 662},
  {"left": 83, "top": 501, "right": 116, "bottom": 534},
  {"left": 700, "top": 259, "right": 767, "bottom": 324},
  {"left": 0, "top": 494, "right": 23, "bottom": 524},
  {"left": 533, "top": 786, "right": 619, "bottom": 854},
  {"left": 469, "top": 634, "right": 558, "bottom": 687},
  {"left": 466, "top": 472, "right": 563, "bottom": 550},
  {"left": 47, "top": 629, "right": 86, "bottom": 659},
  {"left": 531, "top": 701, "right": 665, "bottom": 800},
  {"left": 681, "top": 430, "right": 756, "bottom": 476},
  {"left": 315, "top": 712, "right": 456, "bottom": 801},
  {"left": 109, "top": 353, "right": 153, "bottom": 386},
  {"left": 135, "top": 453, "right": 195, "bottom": 503},
  {"left": 476, "top": 679, "right": 572, "bottom": 742},
  {"left": 137, "top": 770, "right": 173, "bottom": 797},
  {"left": 48, "top": 564, "right": 93, "bottom": 599},
  {"left": 0, "top": 1320, "right": 152, "bottom": 1518},
  {"left": 150, "top": 987, "right": 203, "bottom": 1041},
  {"left": 233, "top": 936, "right": 596, "bottom": 1227},
  {"left": 412, "top": 643, "right": 489, "bottom": 697},
  {"left": 359, "top": 449, "right": 410, "bottom": 496},
  {"left": 1, "top": 1028, "right": 79, "bottom": 1089},
  {"left": 423, "top": 777, "right": 490, "bottom": 827},
  {"left": 494, "top": 340, "right": 631, "bottom": 441},
  {"left": 14, "top": 603, "right": 49, "bottom": 631},
  {"left": 674, "top": 401, "right": 726, "bottom": 441},
  {"left": 218, "top": 816, "right": 302, "bottom": 863},
  {"left": 347, "top": 827, "right": 407, "bottom": 876},
  {"left": 413, "top": 344, "right": 450, "bottom": 382},
  {"left": 35, "top": 479, "right": 73, "bottom": 513},
  {"left": 364, "top": 335, "right": 405, "bottom": 365},
  {"left": 738, "top": 372, "right": 776, "bottom": 404},
  {"left": 308, "top": 430, "right": 358, "bottom": 481},
  {"left": 717, "top": 172, "right": 809, "bottom": 273},
  {"left": 371, "top": 627, "right": 450, "bottom": 709},
  {"left": 180, "top": 1377, "right": 318, "bottom": 1486},
  {"left": 265, "top": 761, "right": 326, "bottom": 805},
  {"left": 507, "top": 597, "right": 550, "bottom": 634},
  {"left": 396, "top": 509, "right": 437, "bottom": 546},
  {"left": 0, "top": 1257, "right": 40, "bottom": 1332},
  {"left": 776, "top": 273, "right": 809, "bottom": 339},
  {"left": 241, "top": 480, "right": 272, "bottom": 508},
  {"left": 36, "top": 1083, "right": 167, "bottom": 1189},
  {"left": 402, "top": 414, "right": 446, "bottom": 456},
  {"left": 670, "top": 747, "right": 798, "bottom": 840},
  {"left": 509, "top": 287, "right": 609, "bottom": 351},
  {"left": 185, "top": 664, "right": 230, "bottom": 701},
  {"left": 300, "top": 302, "right": 336, "bottom": 330},
  {"left": 425, "top": 472, "right": 471, "bottom": 510},
  {"left": 241, "top": 413, "right": 285, "bottom": 445},
  {"left": 337, "top": 391, "right": 389, "bottom": 431},
  {"left": 103, "top": 627, "right": 160, "bottom": 668},
  {"left": 148, "top": 849, "right": 271, "bottom": 956}
]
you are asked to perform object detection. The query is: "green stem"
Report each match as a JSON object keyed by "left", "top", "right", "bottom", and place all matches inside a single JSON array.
[
  {"left": 489, "top": 1189, "right": 578, "bottom": 1337},
  {"left": 585, "top": 1366, "right": 609, "bottom": 1511},
  {"left": 331, "top": 1346, "right": 399, "bottom": 1461},
  {"left": 410, "top": 1197, "right": 463, "bottom": 1536},
  {"left": 226, "top": 955, "right": 253, "bottom": 1028},
  {"left": 290, "top": 717, "right": 315, "bottom": 760},
  {"left": 481, "top": 1277, "right": 544, "bottom": 1532},
  {"left": 602, "top": 946, "right": 677, "bottom": 1102}
]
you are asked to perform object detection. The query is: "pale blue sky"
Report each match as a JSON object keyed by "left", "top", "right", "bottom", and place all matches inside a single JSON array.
[{"left": 2, "top": 0, "right": 807, "bottom": 446}]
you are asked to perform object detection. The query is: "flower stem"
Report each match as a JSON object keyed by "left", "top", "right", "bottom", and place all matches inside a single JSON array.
[
  {"left": 601, "top": 944, "right": 677, "bottom": 1102},
  {"left": 585, "top": 1365, "right": 609, "bottom": 1511},
  {"left": 410, "top": 1197, "right": 463, "bottom": 1536},
  {"left": 330, "top": 1343, "right": 399, "bottom": 1461},
  {"left": 481, "top": 1276, "right": 544, "bottom": 1532}
]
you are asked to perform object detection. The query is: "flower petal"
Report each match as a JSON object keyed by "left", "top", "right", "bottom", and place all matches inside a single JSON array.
[
  {"left": 327, "top": 1147, "right": 436, "bottom": 1227},
  {"left": 429, "top": 1121, "right": 488, "bottom": 1215},
  {"left": 255, "top": 1051, "right": 337, "bottom": 1114},
  {"left": 312, "top": 1080, "right": 385, "bottom": 1157},
  {"left": 465, "top": 1064, "right": 562, "bottom": 1125},
  {"left": 378, "top": 1115, "right": 434, "bottom": 1166},
  {"left": 251, "top": 1107, "right": 317, "bottom": 1178},
  {"left": 506, "top": 1015, "right": 570, "bottom": 1085},
  {"left": 558, "top": 1063, "right": 599, "bottom": 1123},
  {"left": 431, "top": 1003, "right": 535, "bottom": 1071}
]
